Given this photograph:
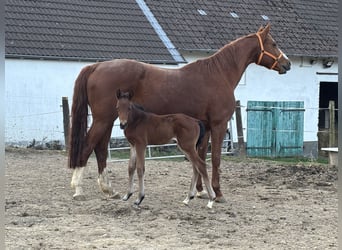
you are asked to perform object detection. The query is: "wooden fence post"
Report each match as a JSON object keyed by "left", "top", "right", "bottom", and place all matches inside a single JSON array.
[
  {"left": 62, "top": 97, "right": 70, "bottom": 151},
  {"left": 235, "top": 100, "right": 246, "bottom": 156},
  {"left": 329, "top": 100, "right": 336, "bottom": 147}
]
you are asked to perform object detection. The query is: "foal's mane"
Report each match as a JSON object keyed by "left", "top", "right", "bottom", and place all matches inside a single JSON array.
[{"left": 132, "top": 103, "right": 145, "bottom": 111}]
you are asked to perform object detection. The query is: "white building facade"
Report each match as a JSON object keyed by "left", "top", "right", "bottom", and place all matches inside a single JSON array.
[{"left": 5, "top": 55, "right": 338, "bottom": 156}]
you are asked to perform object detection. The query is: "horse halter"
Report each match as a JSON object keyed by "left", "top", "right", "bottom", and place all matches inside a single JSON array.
[{"left": 256, "top": 32, "right": 284, "bottom": 70}]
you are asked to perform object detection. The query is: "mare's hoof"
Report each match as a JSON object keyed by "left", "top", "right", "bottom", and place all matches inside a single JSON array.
[
  {"left": 196, "top": 190, "right": 208, "bottom": 199},
  {"left": 73, "top": 194, "right": 86, "bottom": 201},
  {"left": 215, "top": 196, "right": 227, "bottom": 203},
  {"left": 207, "top": 200, "right": 214, "bottom": 209}
]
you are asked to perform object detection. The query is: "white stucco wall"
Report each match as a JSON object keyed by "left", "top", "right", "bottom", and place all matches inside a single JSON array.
[
  {"left": 5, "top": 59, "right": 179, "bottom": 146},
  {"left": 5, "top": 55, "right": 338, "bottom": 146},
  {"left": 5, "top": 59, "right": 87, "bottom": 145},
  {"left": 183, "top": 52, "right": 338, "bottom": 144}
]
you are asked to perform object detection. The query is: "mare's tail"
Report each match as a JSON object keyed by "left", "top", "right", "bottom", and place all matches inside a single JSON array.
[
  {"left": 68, "top": 64, "right": 98, "bottom": 169},
  {"left": 196, "top": 121, "right": 206, "bottom": 148}
]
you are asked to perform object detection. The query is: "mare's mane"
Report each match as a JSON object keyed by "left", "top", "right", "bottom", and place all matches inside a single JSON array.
[{"left": 185, "top": 33, "right": 256, "bottom": 74}]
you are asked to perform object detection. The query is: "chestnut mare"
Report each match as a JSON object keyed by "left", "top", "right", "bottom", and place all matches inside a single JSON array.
[
  {"left": 69, "top": 24, "right": 291, "bottom": 202},
  {"left": 116, "top": 89, "right": 216, "bottom": 208}
]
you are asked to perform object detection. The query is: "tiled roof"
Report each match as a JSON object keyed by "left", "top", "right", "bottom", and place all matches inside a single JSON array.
[
  {"left": 145, "top": 0, "right": 338, "bottom": 57},
  {"left": 5, "top": 0, "right": 338, "bottom": 62},
  {"left": 5, "top": 0, "right": 179, "bottom": 63}
]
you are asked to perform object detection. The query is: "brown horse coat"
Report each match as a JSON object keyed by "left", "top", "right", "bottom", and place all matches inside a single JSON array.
[
  {"left": 69, "top": 24, "right": 291, "bottom": 200},
  {"left": 116, "top": 90, "right": 216, "bottom": 207}
]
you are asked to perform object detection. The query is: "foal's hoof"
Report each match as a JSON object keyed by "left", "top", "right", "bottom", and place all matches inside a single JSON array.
[
  {"left": 215, "top": 196, "right": 227, "bottom": 203},
  {"left": 134, "top": 196, "right": 144, "bottom": 206},
  {"left": 122, "top": 193, "right": 133, "bottom": 201},
  {"left": 73, "top": 194, "right": 86, "bottom": 201},
  {"left": 109, "top": 192, "right": 121, "bottom": 199},
  {"left": 183, "top": 196, "right": 194, "bottom": 206}
]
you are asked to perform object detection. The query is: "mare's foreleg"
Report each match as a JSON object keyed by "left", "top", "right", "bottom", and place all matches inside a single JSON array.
[
  {"left": 133, "top": 145, "right": 146, "bottom": 206},
  {"left": 196, "top": 131, "right": 210, "bottom": 198},
  {"left": 122, "top": 145, "right": 136, "bottom": 201},
  {"left": 209, "top": 123, "right": 228, "bottom": 202}
]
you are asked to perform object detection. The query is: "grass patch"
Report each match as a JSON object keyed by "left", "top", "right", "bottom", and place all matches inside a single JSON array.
[{"left": 220, "top": 154, "right": 329, "bottom": 165}]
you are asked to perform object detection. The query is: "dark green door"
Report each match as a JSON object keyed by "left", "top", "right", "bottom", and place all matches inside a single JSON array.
[{"left": 246, "top": 101, "right": 304, "bottom": 157}]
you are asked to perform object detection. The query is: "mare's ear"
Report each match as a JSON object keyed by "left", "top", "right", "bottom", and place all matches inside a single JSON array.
[
  {"left": 258, "top": 23, "right": 271, "bottom": 40},
  {"left": 116, "top": 89, "right": 122, "bottom": 99}
]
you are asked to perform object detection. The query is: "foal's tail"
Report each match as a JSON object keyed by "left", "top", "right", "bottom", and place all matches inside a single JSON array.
[
  {"left": 196, "top": 121, "right": 206, "bottom": 148},
  {"left": 68, "top": 64, "right": 98, "bottom": 169}
]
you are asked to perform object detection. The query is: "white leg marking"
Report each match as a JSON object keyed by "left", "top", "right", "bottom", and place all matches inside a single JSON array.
[
  {"left": 207, "top": 200, "right": 214, "bottom": 209},
  {"left": 183, "top": 197, "right": 190, "bottom": 205},
  {"left": 71, "top": 167, "right": 86, "bottom": 200},
  {"left": 183, "top": 165, "right": 199, "bottom": 205},
  {"left": 97, "top": 168, "right": 114, "bottom": 196}
]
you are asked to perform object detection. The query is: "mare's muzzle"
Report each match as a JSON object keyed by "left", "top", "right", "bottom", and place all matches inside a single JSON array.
[{"left": 279, "top": 61, "right": 291, "bottom": 74}]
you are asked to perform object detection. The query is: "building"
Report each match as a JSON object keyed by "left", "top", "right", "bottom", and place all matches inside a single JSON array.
[{"left": 5, "top": 0, "right": 338, "bottom": 156}]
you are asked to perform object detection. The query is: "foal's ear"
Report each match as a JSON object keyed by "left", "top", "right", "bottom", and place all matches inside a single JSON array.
[
  {"left": 128, "top": 90, "right": 134, "bottom": 100},
  {"left": 116, "top": 89, "right": 122, "bottom": 99}
]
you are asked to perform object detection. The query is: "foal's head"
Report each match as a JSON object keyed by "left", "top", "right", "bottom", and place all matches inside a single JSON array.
[
  {"left": 255, "top": 23, "right": 291, "bottom": 74},
  {"left": 116, "top": 89, "right": 134, "bottom": 129}
]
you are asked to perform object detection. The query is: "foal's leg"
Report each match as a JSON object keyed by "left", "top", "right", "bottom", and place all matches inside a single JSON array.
[
  {"left": 122, "top": 145, "right": 136, "bottom": 201},
  {"left": 134, "top": 145, "right": 146, "bottom": 206},
  {"left": 183, "top": 162, "right": 199, "bottom": 205},
  {"left": 187, "top": 151, "right": 216, "bottom": 208},
  {"left": 193, "top": 156, "right": 216, "bottom": 208}
]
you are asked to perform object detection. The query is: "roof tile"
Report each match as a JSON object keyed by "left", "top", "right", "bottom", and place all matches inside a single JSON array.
[
  {"left": 5, "top": 0, "right": 338, "bottom": 61},
  {"left": 5, "top": 0, "right": 178, "bottom": 63}
]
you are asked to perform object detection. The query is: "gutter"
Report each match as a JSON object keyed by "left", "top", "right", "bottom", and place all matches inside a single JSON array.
[{"left": 5, "top": 54, "right": 181, "bottom": 65}]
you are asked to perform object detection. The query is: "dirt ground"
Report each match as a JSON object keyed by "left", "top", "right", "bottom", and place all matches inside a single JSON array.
[{"left": 5, "top": 148, "right": 337, "bottom": 249}]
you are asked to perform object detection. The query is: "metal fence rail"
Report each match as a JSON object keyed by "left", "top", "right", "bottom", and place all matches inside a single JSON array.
[{"left": 108, "top": 121, "right": 234, "bottom": 162}]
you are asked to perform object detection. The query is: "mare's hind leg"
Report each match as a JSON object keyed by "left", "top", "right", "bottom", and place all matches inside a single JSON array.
[
  {"left": 71, "top": 166, "right": 87, "bottom": 200},
  {"left": 95, "top": 122, "right": 119, "bottom": 198},
  {"left": 70, "top": 138, "right": 96, "bottom": 200},
  {"left": 122, "top": 145, "right": 136, "bottom": 201}
]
